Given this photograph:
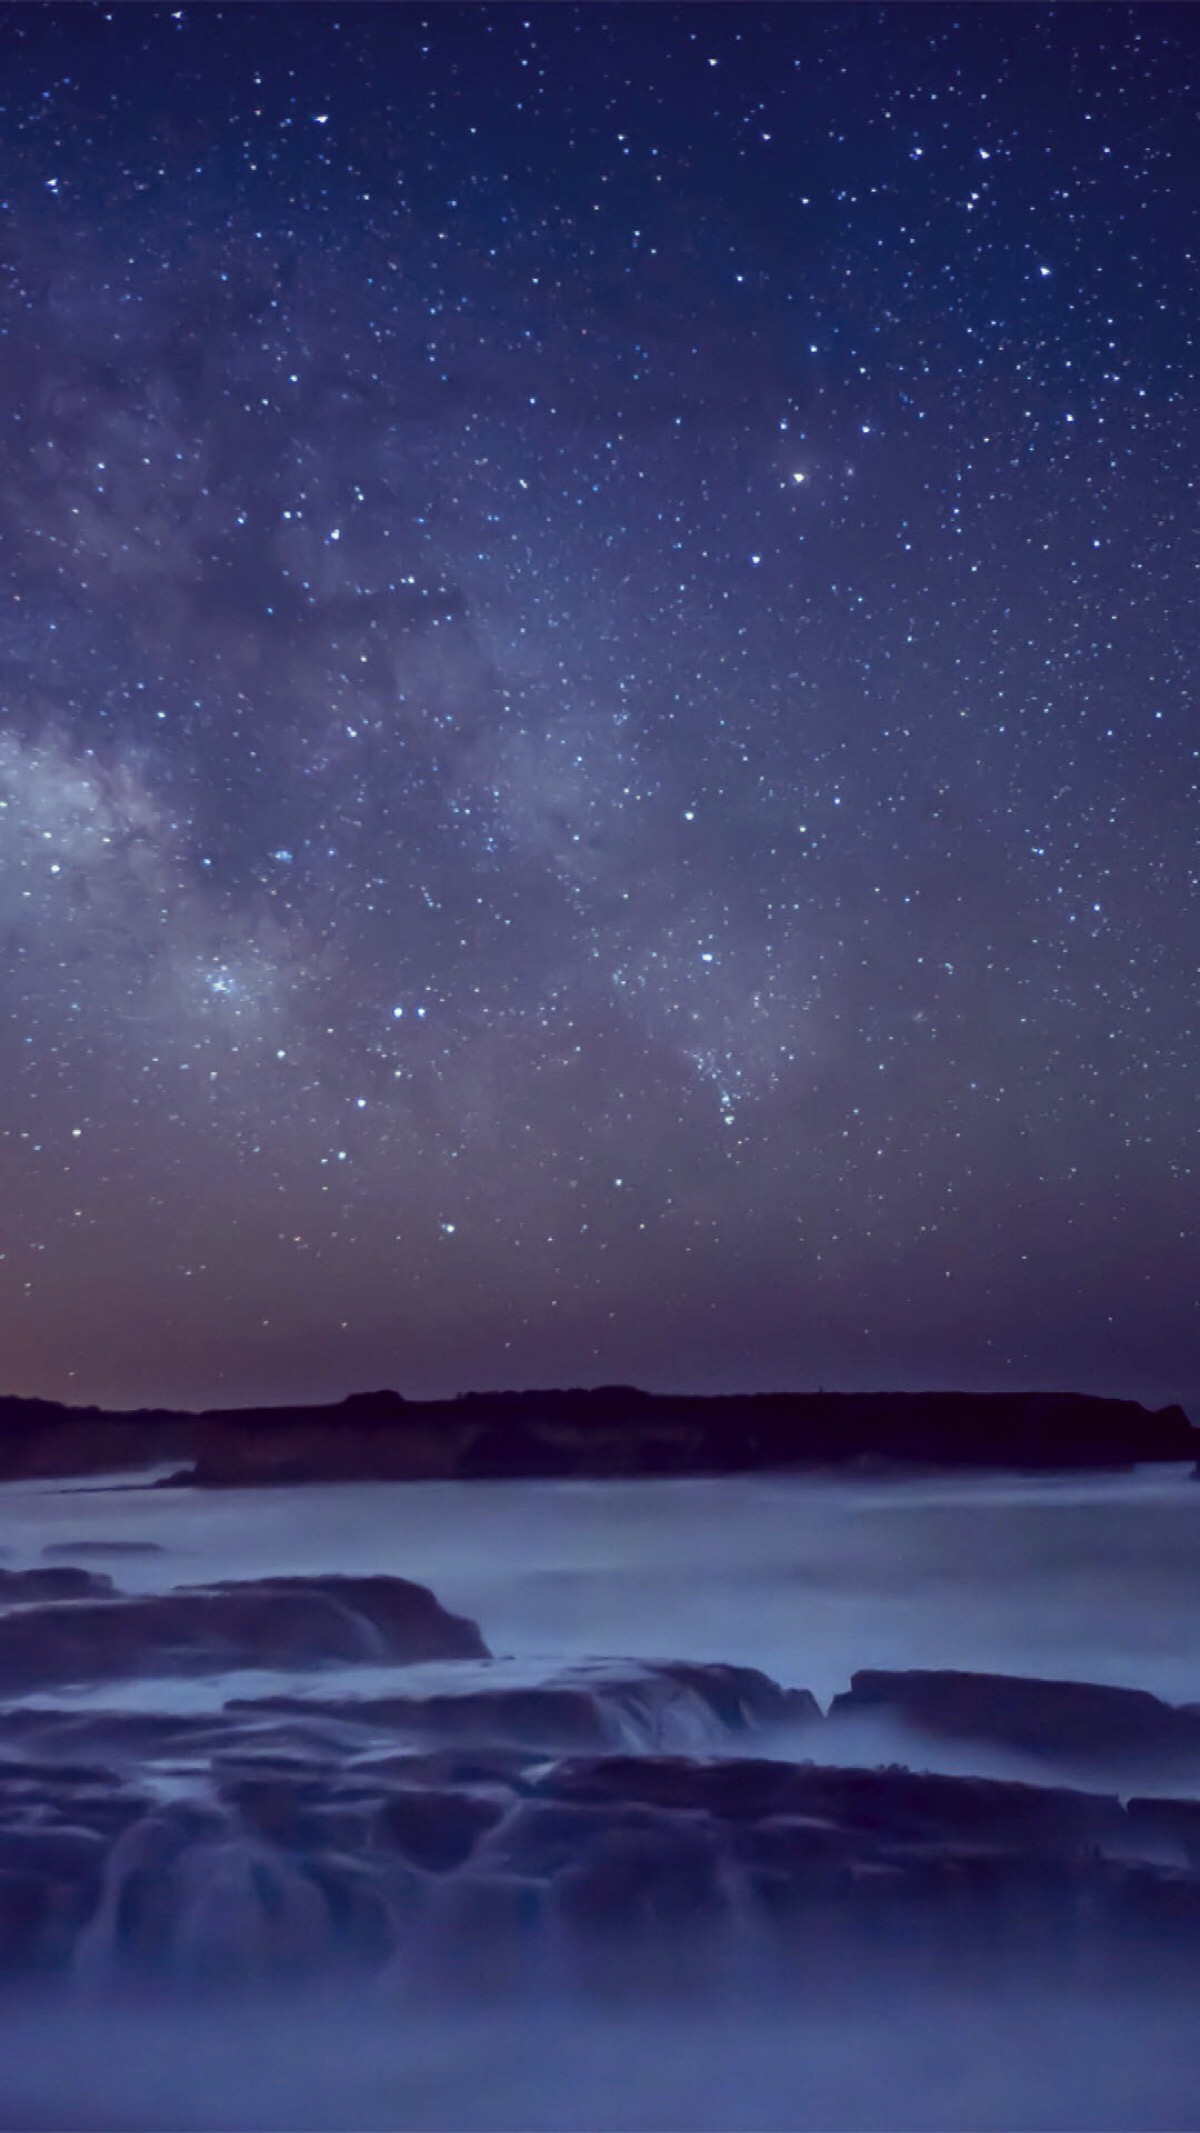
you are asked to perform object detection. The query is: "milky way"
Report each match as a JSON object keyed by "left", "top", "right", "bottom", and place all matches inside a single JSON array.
[{"left": 0, "top": 3, "right": 1195, "bottom": 1409}]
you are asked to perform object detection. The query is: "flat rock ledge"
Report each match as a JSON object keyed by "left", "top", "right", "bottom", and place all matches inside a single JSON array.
[
  {"left": 830, "top": 1668, "right": 1200, "bottom": 1771},
  {"left": 0, "top": 1573, "right": 488, "bottom": 1695},
  {"left": 1, "top": 1620, "right": 1200, "bottom": 1997}
]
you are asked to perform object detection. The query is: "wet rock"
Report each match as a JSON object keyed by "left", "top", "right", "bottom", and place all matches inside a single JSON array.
[
  {"left": 1124, "top": 1796, "right": 1200, "bottom": 1868},
  {"left": 214, "top": 1772, "right": 382, "bottom": 1853},
  {"left": 0, "top": 1757, "right": 148, "bottom": 1852},
  {"left": 371, "top": 1684, "right": 615, "bottom": 1752},
  {"left": 346, "top": 1745, "right": 536, "bottom": 1794},
  {"left": 478, "top": 1797, "right": 648, "bottom": 1878},
  {"left": 0, "top": 1819, "right": 111, "bottom": 1971},
  {"left": 171, "top": 1839, "right": 333, "bottom": 1981},
  {"left": 830, "top": 1668, "right": 1200, "bottom": 1769},
  {"left": 0, "top": 1821, "right": 108, "bottom": 1884},
  {"left": 0, "top": 1571, "right": 487, "bottom": 1694},
  {"left": 0, "top": 1753, "right": 127, "bottom": 1791},
  {"left": 231, "top": 1659, "right": 812, "bottom": 1759},
  {"left": 532, "top": 1755, "right": 1128, "bottom": 1856},
  {"left": 645, "top": 1661, "right": 818, "bottom": 1734},
  {"left": 0, "top": 1868, "right": 53, "bottom": 1969},
  {"left": 302, "top": 1849, "right": 416, "bottom": 1967},
  {"left": 226, "top": 1684, "right": 602, "bottom": 1754},
  {"left": 0, "top": 1565, "right": 115, "bottom": 1605},
  {"left": 1086, "top": 1858, "right": 1200, "bottom": 1986},
  {"left": 412, "top": 1871, "right": 545, "bottom": 1995},
  {"left": 196, "top": 1574, "right": 489, "bottom": 1664},
  {"left": 76, "top": 1803, "right": 334, "bottom": 1982},
  {"left": 480, "top": 1793, "right": 738, "bottom": 1979},
  {"left": 0, "top": 1707, "right": 247, "bottom": 1767},
  {"left": 555, "top": 1814, "right": 725, "bottom": 1931},
  {"left": 372, "top": 1787, "right": 505, "bottom": 1871}
]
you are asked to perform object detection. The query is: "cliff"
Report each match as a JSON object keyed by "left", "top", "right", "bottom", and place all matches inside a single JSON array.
[{"left": 0, "top": 1384, "right": 1194, "bottom": 1485}]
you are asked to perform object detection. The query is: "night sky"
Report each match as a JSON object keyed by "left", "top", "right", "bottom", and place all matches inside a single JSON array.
[{"left": 1, "top": 3, "right": 1195, "bottom": 1414}]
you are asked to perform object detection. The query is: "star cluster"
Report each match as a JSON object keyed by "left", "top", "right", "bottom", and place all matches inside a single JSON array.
[{"left": 1, "top": 3, "right": 1195, "bottom": 1410}]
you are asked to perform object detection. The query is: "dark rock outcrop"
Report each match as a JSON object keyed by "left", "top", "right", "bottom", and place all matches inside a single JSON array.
[
  {"left": 0, "top": 1566, "right": 114, "bottom": 1606},
  {"left": 528, "top": 1753, "right": 1131, "bottom": 1856},
  {"left": 829, "top": 1668, "right": 1200, "bottom": 1771},
  {"left": 0, "top": 1685, "right": 1198, "bottom": 1991},
  {"left": 229, "top": 1659, "right": 817, "bottom": 1758},
  {"left": 0, "top": 1573, "right": 488, "bottom": 1694}
]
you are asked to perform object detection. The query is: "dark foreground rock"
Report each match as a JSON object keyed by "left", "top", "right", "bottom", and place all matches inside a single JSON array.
[
  {"left": 830, "top": 1668, "right": 1200, "bottom": 1772},
  {"left": 0, "top": 1573, "right": 488, "bottom": 1694},
  {"left": 229, "top": 1660, "right": 818, "bottom": 1758},
  {"left": 0, "top": 1542, "right": 1196, "bottom": 2000},
  {"left": 1124, "top": 1795, "right": 1200, "bottom": 1866},
  {"left": 0, "top": 1728, "right": 1198, "bottom": 1993},
  {"left": 0, "top": 1566, "right": 115, "bottom": 1606},
  {"left": 527, "top": 1751, "right": 1132, "bottom": 1854}
]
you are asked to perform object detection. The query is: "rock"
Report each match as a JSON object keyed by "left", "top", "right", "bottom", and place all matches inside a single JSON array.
[
  {"left": 372, "top": 1788, "right": 505, "bottom": 1871},
  {"left": 479, "top": 1794, "right": 728, "bottom": 1922},
  {"left": 346, "top": 1745, "right": 536, "bottom": 1795},
  {"left": 167, "top": 1838, "right": 333, "bottom": 1981},
  {"left": 302, "top": 1850, "right": 415, "bottom": 1967},
  {"left": 531, "top": 1755, "right": 1129, "bottom": 1856},
  {"left": 479, "top": 1798, "right": 652, "bottom": 1878},
  {"left": 200, "top": 1574, "right": 489, "bottom": 1664},
  {"left": 552, "top": 1813, "right": 726, "bottom": 1934},
  {"left": 231, "top": 1683, "right": 613, "bottom": 1753},
  {"left": 1089, "top": 1859, "right": 1200, "bottom": 1985},
  {"left": 0, "top": 1566, "right": 115, "bottom": 1605},
  {"left": 647, "top": 1661, "right": 818, "bottom": 1735},
  {"left": 0, "top": 1814, "right": 116, "bottom": 1971},
  {"left": 76, "top": 1802, "right": 332, "bottom": 1982},
  {"left": 0, "top": 1707, "right": 240, "bottom": 1764},
  {"left": 0, "top": 1821, "right": 107, "bottom": 1890},
  {"left": 0, "top": 1726, "right": 1194, "bottom": 1994},
  {"left": 0, "top": 1572, "right": 487, "bottom": 1694},
  {"left": 1123, "top": 1796, "right": 1200, "bottom": 1867},
  {"left": 0, "top": 1869, "right": 52, "bottom": 1969},
  {"left": 829, "top": 1669, "right": 1200, "bottom": 1770},
  {"left": 214, "top": 1772, "right": 382, "bottom": 1853},
  {"left": 230, "top": 1659, "right": 814, "bottom": 1759},
  {"left": 411, "top": 1871, "right": 545, "bottom": 1996}
]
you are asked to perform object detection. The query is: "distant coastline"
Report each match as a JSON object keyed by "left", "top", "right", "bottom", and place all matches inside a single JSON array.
[{"left": 0, "top": 1384, "right": 1194, "bottom": 1487}]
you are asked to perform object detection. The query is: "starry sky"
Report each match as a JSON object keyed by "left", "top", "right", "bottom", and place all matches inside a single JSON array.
[{"left": 1, "top": 2, "right": 1196, "bottom": 1414}]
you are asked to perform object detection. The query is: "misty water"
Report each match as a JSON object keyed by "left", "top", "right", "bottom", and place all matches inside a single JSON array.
[{"left": 1, "top": 1462, "right": 1199, "bottom": 2129}]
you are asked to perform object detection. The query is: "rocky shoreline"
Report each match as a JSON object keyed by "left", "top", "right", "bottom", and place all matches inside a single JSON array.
[{"left": 2, "top": 1562, "right": 1200, "bottom": 1998}]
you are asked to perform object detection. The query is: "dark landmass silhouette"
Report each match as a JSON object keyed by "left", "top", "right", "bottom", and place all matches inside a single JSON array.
[{"left": 0, "top": 1383, "right": 1194, "bottom": 1484}]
